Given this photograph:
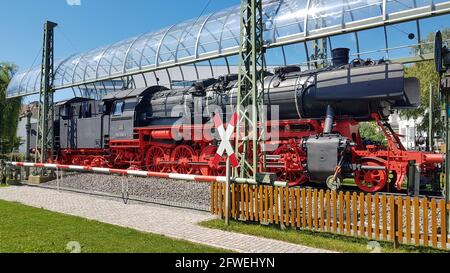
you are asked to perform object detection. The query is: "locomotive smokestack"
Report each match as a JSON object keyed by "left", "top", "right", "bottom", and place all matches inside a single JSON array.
[
  {"left": 332, "top": 48, "right": 350, "bottom": 67},
  {"left": 323, "top": 105, "right": 335, "bottom": 134}
]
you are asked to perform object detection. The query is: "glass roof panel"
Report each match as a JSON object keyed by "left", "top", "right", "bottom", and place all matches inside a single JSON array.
[
  {"left": 139, "top": 28, "right": 168, "bottom": 69},
  {"left": 272, "top": 0, "right": 308, "bottom": 40},
  {"left": 7, "top": 0, "right": 450, "bottom": 98},
  {"left": 197, "top": 8, "right": 234, "bottom": 55}
]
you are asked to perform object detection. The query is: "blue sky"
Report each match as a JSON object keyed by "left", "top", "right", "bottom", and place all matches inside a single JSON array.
[
  {"left": 1, "top": 0, "right": 449, "bottom": 103},
  {"left": 2, "top": 0, "right": 449, "bottom": 72},
  {"left": 0, "top": 0, "right": 239, "bottom": 70}
]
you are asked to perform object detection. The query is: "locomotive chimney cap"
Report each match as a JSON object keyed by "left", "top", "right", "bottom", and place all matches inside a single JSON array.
[{"left": 332, "top": 48, "right": 350, "bottom": 67}]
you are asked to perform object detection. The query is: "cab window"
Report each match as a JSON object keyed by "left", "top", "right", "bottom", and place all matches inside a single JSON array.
[{"left": 113, "top": 101, "right": 125, "bottom": 116}]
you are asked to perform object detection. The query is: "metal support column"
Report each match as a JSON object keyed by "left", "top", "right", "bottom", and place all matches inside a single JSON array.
[
  {"left": 429, "top": 83, "right": 434, "bottom": 152},
  {"left": 225, "top": 157, "right": 231, "bottom": 226},
  {"left": 35, "top": 21, "right": 57, "bottom": 166},
  {"left": 235, "top": 0, "right": 266, "bottom": 182},
  {"left": 25, "top": 108, "right": 32, "bottom": 178},
  {"left": 443, "top": 76, "right": 450, "bottom": 233},
  {"left": 435, "top": 30, "right": 450, "bottom": 233}
]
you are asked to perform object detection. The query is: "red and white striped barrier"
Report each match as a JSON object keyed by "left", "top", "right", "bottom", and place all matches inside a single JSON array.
[{"left": 7, "top": 162, "right": 288, "bottom": 187}]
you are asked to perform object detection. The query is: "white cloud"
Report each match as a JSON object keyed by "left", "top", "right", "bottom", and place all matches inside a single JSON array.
[{"left": 67, "top": 0, "right": 81, "bottom": 6}]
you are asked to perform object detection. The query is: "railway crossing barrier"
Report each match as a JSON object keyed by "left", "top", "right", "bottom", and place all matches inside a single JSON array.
[{"left": 211, "top": 182, "right": 450, "bottom": 250}]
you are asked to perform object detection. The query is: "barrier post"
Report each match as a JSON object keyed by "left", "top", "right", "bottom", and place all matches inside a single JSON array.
[{"left": 225, "top": 157, "right": 231, "bottom": 226}]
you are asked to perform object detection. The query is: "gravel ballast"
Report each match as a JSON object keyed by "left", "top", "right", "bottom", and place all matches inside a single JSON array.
[{"left": 44, "top": 173, "right": 211, "bottom": 211}]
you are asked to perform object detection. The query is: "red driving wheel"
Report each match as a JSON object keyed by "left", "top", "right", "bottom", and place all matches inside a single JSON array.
[
  {"left": 171, "top": 145, "right": 197, "bottom": 174},
  {"left": 354, "top": 159, "right": 388, "bottom": 193},
  {"left": 145, "top": 146, "right": 168, "bottom": 172}
]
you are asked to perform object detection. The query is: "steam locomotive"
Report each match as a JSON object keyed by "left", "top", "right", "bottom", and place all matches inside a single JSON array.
[{"left": 43, "top": 48, "right": 442, "bottom": 193}]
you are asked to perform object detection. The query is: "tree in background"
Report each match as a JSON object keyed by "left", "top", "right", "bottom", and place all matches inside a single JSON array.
[
  {"left": 359, "top": 122, "right": 387, "bottom": 146},
  {"left": 399, "top": 29, "right": 450, "bottom": 136},
  {"left": 0, "top": 63, "right": 22, "bottom": 154}
]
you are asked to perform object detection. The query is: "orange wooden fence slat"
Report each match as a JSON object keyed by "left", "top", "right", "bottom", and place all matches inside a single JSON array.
[
  {"left": 230, "top": 184, "right": 235, "bottom": 218},
  {"left": 291, "top": 189, "right": 296, "bottom": 227},
  {"left": 431, "top": 199, "right": 438, "bottom": 248},
  {"left": 382, "top": 195, "right": 388, "bottom": 241},
  {"left": 422, "top": 198, "right": 428, "bottom": 247},
  {"left": 405, "top": 197, "right": 411, "bottom": 244},
  {"left": 242, "top": 185, "right": 247, "bottom": 220},
  {"left": 274, "top": 187, "right": 279, "bottom": 224},
  {"left": 314, "top": 190, "right": 319, "bottom": 230},
  {"left": 269, "top": 187, "right": 274, "bottom": 224},
  {"left": 296, "top": 188, "right": 301, "bottom": 228},
  {"left": 285, "top": 187, "right": 290, "bottom": 226},
  {"left": 440, "top": 199, "right": 447, "bottom": 250},
  {"left": 258, "top": 186, "right": 263, "bottom": 222},
  {"left": 248, "top": 186, "right": 253, "bottom": 221},
  {"left": 222, "top": 183, "right": 225, "bottom": 216},
  {"left": 389, "top": 196, "right": 395, "bottom": 242},
  {"left": 302, "top": 189, "right": 307, "bottom": 228},
  {"left": 346, "top": 192, "right": 351, "bottom": 237},
  {"left": 221, "top": 183, "right": 225, "bottom": 216},
  {"left": 374, "top": 195, "right": 380, "bottom": 240},
  {"left": 332, "top": 191, "right": 337, "bottom": 233},
  {"left": 413, "top": 197, "right": 420, "bottom": 247},
  {"left": 319, "top": 190, "right": 324, "bottom": 231},
  {"left": 215, "top": 182, "right": 220, "bottom": 215},
  {"left": 210, "top": 182, "right": 215, "bottom": 214},
  {"left": 360, "top": 193, "right": 365, "bottom": 238},
  {"left": 235, "top": 184, "right": 239, "bottom": 219},
  {"left": 265, "top": 186, "right": 269, "bottom": 223},
  {"left": 253, "top": 186, "right": 257, "bottom": 221},
  {"left": 245, "top": 185, "right": 249, "bottom": 220},
  {"left": 367, "top": 194, "right": 372, "bottom": 239},
  {"left": 308, "top": 189, "right": 313, "bottom": 229},
  {"left": 279, "top": 187, "right": 284, "bottom": 225},
  {"left": 352, "top": 192, "right": 358, "bottom": 236},
  {"left": 397, "top": 197, "right": 403, "bottom": 245},
  {"left": 326, "top": 191, "right": 331, "bottom": 232},
  {"left": 233, "top": 184, "right": 237, "bottom": 219},
  {"left": 339, "top": 192, "right": 344, "bottom": 234}
]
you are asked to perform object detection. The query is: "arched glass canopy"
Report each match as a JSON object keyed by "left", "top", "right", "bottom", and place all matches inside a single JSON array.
[{"left": 7, "top": 0, "right": 450, "bottom": 98}]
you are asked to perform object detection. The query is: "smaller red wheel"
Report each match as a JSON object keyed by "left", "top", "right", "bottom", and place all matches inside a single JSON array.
[
  {"left": 72, "top": 156, "right": 81, "bottom": 166},
  {"left": 199, "top": 146, "right": 226, "bottom": 176},
  {"left": 272, "top": 145, "right": 308, "bottom": 187},
  {"left": 91, "top": 156, "right": 111, "bottom": 168},
  {"left": 354, "top": 160, "right": 388, "bottom": 193},
  {"left": 145, "top": 147, "right": 168, "bottom": 172},
  {"left": 171, "top": 145, "right": 197, "bottom": 174}
]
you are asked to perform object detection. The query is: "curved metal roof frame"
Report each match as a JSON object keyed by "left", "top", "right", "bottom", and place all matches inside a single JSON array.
[{"left": 7, "top": 0, "right": 450, "bottom": 98}]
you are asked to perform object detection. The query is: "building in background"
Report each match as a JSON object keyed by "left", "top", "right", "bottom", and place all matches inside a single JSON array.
[
  {"left": 389, "top": 112, "right": 423, "bottom": 150},
  {"left": 16, "top": 102, "right": 38, "bottom": 154}
]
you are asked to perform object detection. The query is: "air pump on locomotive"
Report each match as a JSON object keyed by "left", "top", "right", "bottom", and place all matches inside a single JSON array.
[{"left": 40, "top": 48, "right": 443, "bottom": 193}]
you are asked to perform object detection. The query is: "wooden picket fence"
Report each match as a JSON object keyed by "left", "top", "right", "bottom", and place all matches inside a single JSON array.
[{"left": 210, "top": 182, "right": 450, "bottom": 250}]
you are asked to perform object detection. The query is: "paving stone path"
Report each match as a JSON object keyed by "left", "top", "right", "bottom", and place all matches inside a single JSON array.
[{"left": 0, "top": 186, "right": 333, "bottom": 253}]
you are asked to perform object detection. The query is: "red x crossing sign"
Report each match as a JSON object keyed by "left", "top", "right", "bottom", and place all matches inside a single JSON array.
[{"left": 212, "top": 112, "right": 239, "bottom": 168}]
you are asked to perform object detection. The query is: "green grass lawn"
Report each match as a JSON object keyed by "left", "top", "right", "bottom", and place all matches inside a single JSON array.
[
  {"left": 200, "top": 219, "right": 448, "bottom": 253},
  {"left": 0, "top": 200, "right": 229, "bottom": 253}
]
